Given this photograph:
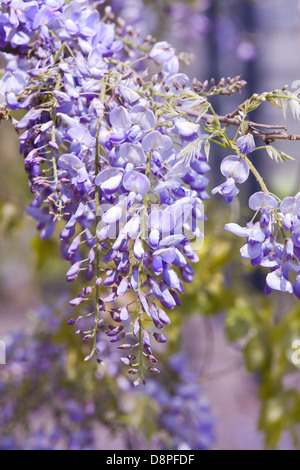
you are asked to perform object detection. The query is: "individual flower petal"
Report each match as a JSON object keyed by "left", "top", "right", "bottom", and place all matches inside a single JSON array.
[
  {"left": 249, "top": 192, "right": 278, "bottom": 211},
  {"left": 157, "top": 308, "right": 171, "bottom": 325},
  {"left": 120, "top": 305, "right": 129, "bottom": 321},
  {"left": 149, "top": 228, "right": 160, "bottom": 249},
  {"left": 129, "top": 105, "right": 156, "bottom": 130},
  {"left": 110, "top": 106, "right": 130, "bottom": 129},
  {"left": 173, "top": 119, "right": 199, "bottom": 140},
  {"left": 159, "top": 282, "right": 177, "bottom": 309},
  {"left": 221, "top": 155, "right": 249, "bottom": 183},
  {"left": 119, "top": 85, "right": 140, "bottom": 105},
  {"left": 119, "top": 142, "right": 146, "bottom": 165},
  {"left": 130, "top": 265, "right": 139, "bottom": 290},
  {"left": 138, "top": 292, "right": 150, "bottom": 316},
  {"left": 123, "top": 170, "right": 150, "bottom": 195},
  {"left": 117, "top": 277, "right": 129, "bottom": 297},
  {"left": 236, "top": 134, "right": 255, "bottom": 155},
  {"left": 162, "top": 266, "right": 182, "bottom": 290},
  {"left": 240, "top": 243, "right": 262, "bottom": 260},
  {"left": 150, "top": 302, "right": 163, "bottom": 329},
  {"left": 133, "top": 238, "right": 144, "bottom": 260},
  {"left": 266, "top": 269, "right": 293, "bottom": 293},
  {"left": 95, "top": 168, "right": 123, "bottom": 193},
  {"left": 151, "top": 255, "right": 163, "bottom": 276},
  {"left": 58, "top": 153, "right": 84, "bottom": 177},
  {"left": 149, "top": 41, "right": 175, "bottom": 63},
  {"left": 102, "top": 206, "right": 123, "bottom": 224},
  {"left": 153, "top": 332, "right": 167, "bottom": 343},
  {"left": 153, "top": 247, "right": 177, "bottom": 264},
  {"left": 225, "top": 223, "right": 249, "bottom": 237},
  {"left": 280, "top": 196, "right": 300, "bottom": 215},
  {"left": 66, "top": 261, "right": 81, "bottom": 282},
  {"left": 123, "top": 215, "right": 141, "bottom": 239},
  {"left": 142, "top": 130, "right": 172, "bottom": 152},
  {"left": 247, "top": 224, "right": 265, "bottom": 244},
  {"left": 159, "top": 234, "right": 185, "bottom": 247}
]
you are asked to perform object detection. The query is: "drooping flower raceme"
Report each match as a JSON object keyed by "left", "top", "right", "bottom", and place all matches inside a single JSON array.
[
  {"left": 0, "top": 0, "right": 209, "bottom": 383},
  {"left": 225, "top": 191, "right": 300, "bottom": 298}
]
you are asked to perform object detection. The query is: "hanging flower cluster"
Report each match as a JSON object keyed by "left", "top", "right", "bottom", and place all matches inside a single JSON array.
[
  {"left": 0, "top": 303, "right": 215, "bottom": 450},
  {"left": 0, "top": 0, "right": 209, "bottom": 382},
  {"left": 1, "top": 0, "right": 300, "bottom": 383}
]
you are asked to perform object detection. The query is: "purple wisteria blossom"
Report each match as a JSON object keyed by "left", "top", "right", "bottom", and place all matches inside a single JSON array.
[
  {"left": 0, "top": 0, "right": 210, "bottom": 379},
  {"left": 0, "top": 304, "right": 215, "bottom": 450},
  {"left": 212, "top": 155, "right": 249, "bottom": 205},
  {"left": 236, "top": 133, "right": 255, "bottom": 155},
  {"left": 0, "top": 70, "right": 27, "bottom": 109},
  {"left": 225, "top": 191, "right": 300, "bottom": 298}
]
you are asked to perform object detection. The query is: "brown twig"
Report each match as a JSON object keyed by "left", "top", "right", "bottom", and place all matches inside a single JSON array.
[
  {"left": 180, "top": 107, "right": 300, "bottom": 143},
  {"left": 0, "top": 45, "right": 26, "bottom": 56}
]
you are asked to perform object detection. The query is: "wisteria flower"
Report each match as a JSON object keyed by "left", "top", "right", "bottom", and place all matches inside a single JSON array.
[
  {"left": 236, "top": 133, "right": 255, "bottom": 155},
  {"left": 0, "top": 71, "right": 27, "bottom": 109},
  {"left": 212, "top": 155, "right": 249, "bottom": 205},
  {"left": 149, "top": 41, "right": 175, "bottom": 63}
]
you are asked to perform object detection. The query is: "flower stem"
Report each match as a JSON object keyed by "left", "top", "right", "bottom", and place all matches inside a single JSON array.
[
  {"left": 244, "top": 154, "right": 269, "bottom": 194},
  {"left": 50, "top": 74, "right": 63, "bottom": 217},
  {"left": 136, "top": 153, "right": 151, "bottom": 384},
  {"left": 93, "top": 79, "right": 106, "bottom": 352}
]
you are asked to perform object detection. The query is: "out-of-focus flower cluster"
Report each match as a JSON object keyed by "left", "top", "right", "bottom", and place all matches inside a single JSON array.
[
  {"left": 0, "top": 303, "right": 215, "bottom": 450},
  {"left": 111, "top": 0, "right": 256, "bottom": 62}
]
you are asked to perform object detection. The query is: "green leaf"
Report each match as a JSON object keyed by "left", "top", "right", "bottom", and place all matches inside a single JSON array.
[
  {"left": 206, "top": 116, "right": 222, "bottom": 133},
  {"left": 176, "top": 138, "right": 206, "bottom": 164},
  {"left": 204, "top": 139, "right": 210, "bottom": 161},
  {"left": 195, "top": 102, "right": 210, "bottom": 122},
  {"left": 280, "top": 97, "right": 288, "bottom": 120},
  {"left": 225, "top": 301, "right": 253, "bottom": 342},
  {"left": 160, "top": 101, "right": 184, "bottom": 120},
  {"left": 180, "top": 88, "right": 207, "bottom": 108},
  {"left": 244, "top": 335, "right": 269, "bottom": 372},
  {"left": 259, "top": 391, "right": 300, "bottom": 449},
  {"left": 266, "top": 145, "right": 294, "bottom": 163},
  {"left": 289, "top": 97, "right": 300, "bottom": 120},
  {"left": 243, "top": 96, "right": 262, "bottom": 114}
]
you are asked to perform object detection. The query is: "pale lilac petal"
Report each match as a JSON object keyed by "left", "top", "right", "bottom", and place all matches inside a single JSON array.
[
  {"left": 102, "top": 206, "right": 123, "bottom": 224},
  {"left": 249, "top": 191, "right": 278, "bottom": 211},
  {"left": 119, "top": 142, "right": 146, "bottom": 165},
  {"left": 221, "top": 155, "right": 249, "bottom": 183},
  {"left": 280, "top": 196, "right": 300, "bottom": 215},
  {"left": 174, "top": 119, "right": 199, "bottom": 139},
  {"left": 117, "top": 277, "right": 129, "bottom": 297},
  {"left": 149, "top": 41, "right": 175, "bottom": 62},
  {"left": 266, "top": 269, "right": 293, "bottom": 293},
  {"left": 110, "top": 106, "right": 130, "bottom": 129},
  {"left": 123, "top": 170, "right": 150, "bottom": 195},
  {"left": 142, "top": 130, "right": 172, "bottom": 152},
  {"left": 133, "top": 238, "right": 144, "bottom": 260},
  {"left": 225, "top": 223, "right": 249, "bottom": 237},
  {"left": 129, "top": 105, "right": 156, "bottom": 130},
  {"left": 240, "top": 243, "right": 262, "bottom": 259}
]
